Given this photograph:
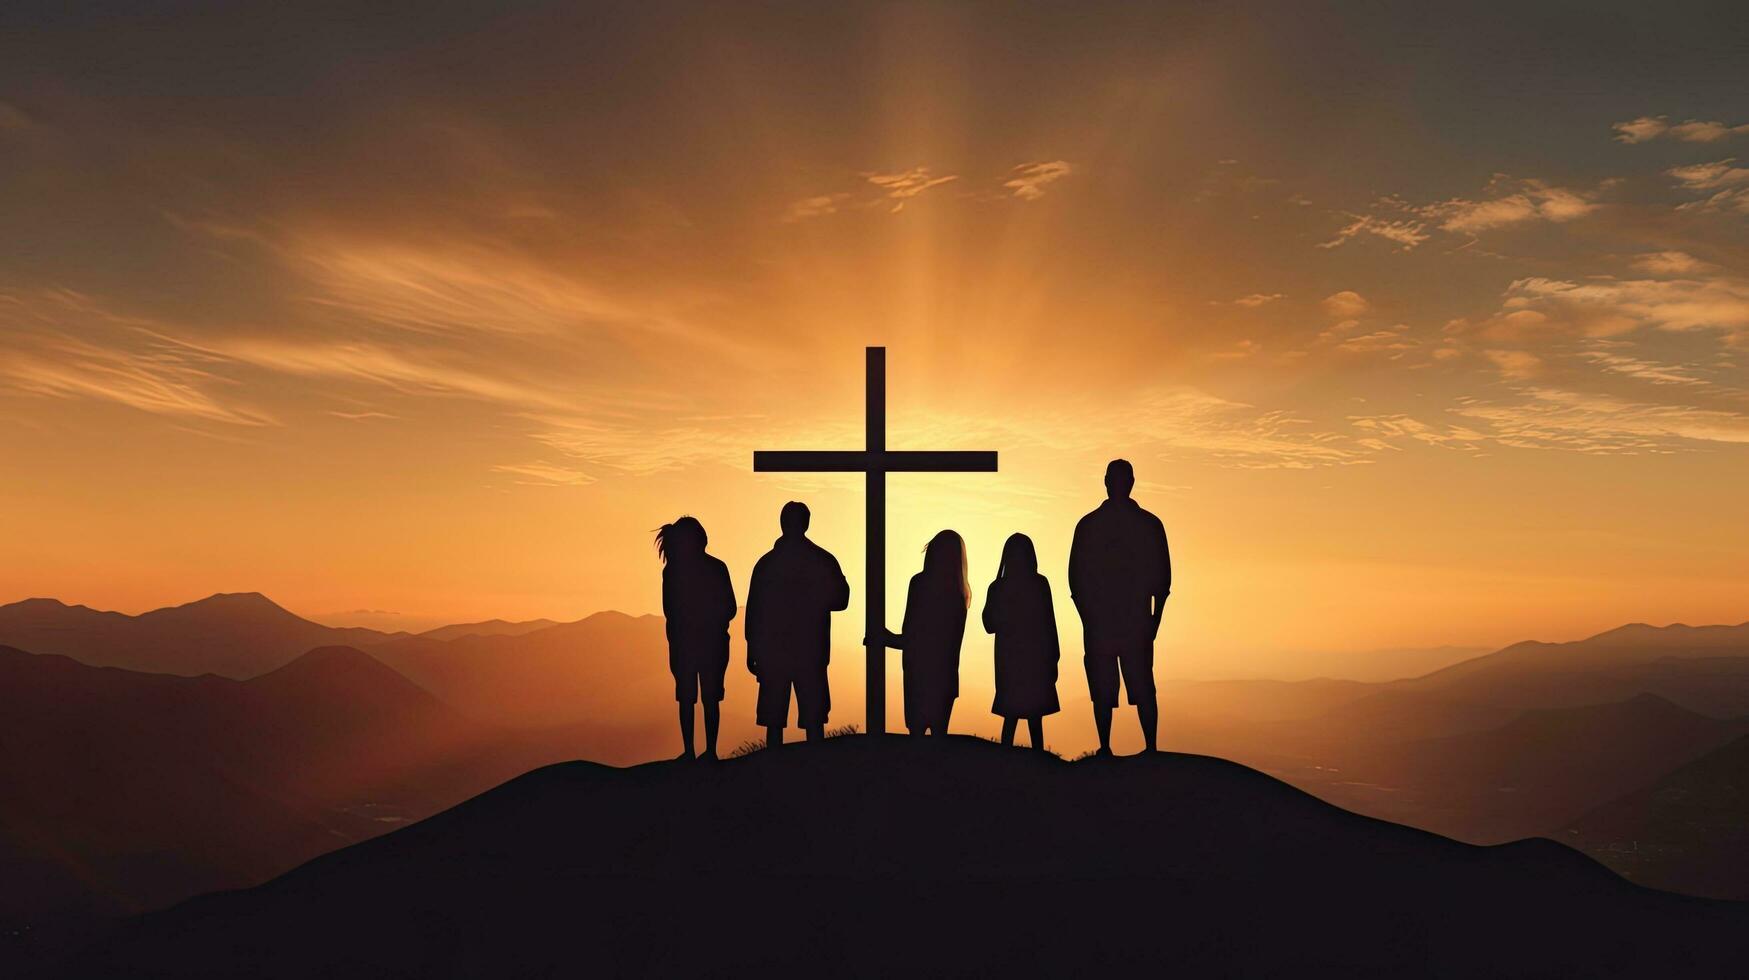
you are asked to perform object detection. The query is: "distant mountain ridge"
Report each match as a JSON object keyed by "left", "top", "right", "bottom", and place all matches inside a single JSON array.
[
  {"left": 417, "top": 618, "right": 561, "bottom": 642},
  {"left": 0, "top": 593, "right": 405, "bottom": 679}
]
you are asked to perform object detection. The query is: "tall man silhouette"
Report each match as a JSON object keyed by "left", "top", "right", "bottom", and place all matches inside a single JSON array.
[
  {"left": 746, "top": 501, "right": 851, "bottom": 747},
  {"left": 1069, "top": 459, "right": 1172, "bottom": 755}
]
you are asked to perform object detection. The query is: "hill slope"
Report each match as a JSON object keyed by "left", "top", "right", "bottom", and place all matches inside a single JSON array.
[
  {"left": 78, "top": 738, "right": 1747, "bottom": 978},
  {"left": 1334, "top": 694, "right": 1749, "bottom": 844},
  {"left": 0, "top": 645, "right": 622, "bottom": 925},
  {"left": 1563, "top": 735, "right": 1749, "bottom": 900}
]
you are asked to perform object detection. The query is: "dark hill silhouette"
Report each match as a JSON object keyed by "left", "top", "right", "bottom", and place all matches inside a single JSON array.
[
  {"left": 416, "top": 617, "right": 561, "bottom": 641},
  {"left": 1562, "top": 735, "right": 1749, "bottom": 900},
  {"left": 73, "top": 738, "right": 1746, "bottom": 979},
  {"left": 0, "top": 594, "right": 403, "bottom": 678},
  {"left": 0, "top": 646, "right": 636, "bottom": 929}
]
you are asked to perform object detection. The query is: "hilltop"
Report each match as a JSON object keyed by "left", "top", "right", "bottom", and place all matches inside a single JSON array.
[{"left": 75, "top": 737, "right": 1747, "bottom": 978}]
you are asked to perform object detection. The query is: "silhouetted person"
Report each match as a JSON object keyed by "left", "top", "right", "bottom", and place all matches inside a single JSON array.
[
  {"left": 1069, "top": 459, "right": 1171, "bottom": 755},
  {"left": 746, "top": 501, "right": 850, "bottom": 747},
  {"left": 882, "top": 530, "right": 969, "bottom": 736},
  {"left": 656, "top": 516, "right": 737, "bottom": 761},
  {"left": 983, "top": 533, "right": 1060, "bottom": 751}
]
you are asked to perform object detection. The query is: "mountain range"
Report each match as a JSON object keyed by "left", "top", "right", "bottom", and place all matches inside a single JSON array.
[
  {"left": 0, "top": 594, "right": 402, "bottom": 678},
  {"left": 3, "top": 590, "right": 1748, "bottom": 930},
  {"left": 0, "top": 643, "right": 657, "bottom": 927}
]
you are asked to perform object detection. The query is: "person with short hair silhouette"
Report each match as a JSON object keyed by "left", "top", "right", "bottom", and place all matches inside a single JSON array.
[
  {"left": 881, "top": 530, "right": 969, "bottom": 736},
  {"left": 983, "top": 533, "right": 1060, "bottom": 751},
  {"left": 1069, "top": 459, "right": 1171, "bottom": 755},
  {"left": 655, "top": 516, "right": 737, "bottom": 761},
  {"left": 746, "top": 501, "right": 850, "bottom": 747}
]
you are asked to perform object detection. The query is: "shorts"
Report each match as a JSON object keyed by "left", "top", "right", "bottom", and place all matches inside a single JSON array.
[
  {"left": 673, "top": 659, "right": 727, "bottom": 705},
  {"left": 756, "top": 664, "right": 830, "bottom": 729},
  {"left": 1084, "top": 629, "right": 1155, "bottom": 709}
]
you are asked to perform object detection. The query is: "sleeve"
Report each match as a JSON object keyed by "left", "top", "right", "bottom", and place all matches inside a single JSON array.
[
  {"left": 744, "top": 558, "right": 763, "bottom": 645},
  {"left": 892, "top": 576, "right": 921, "bottom": 650},
  {"left": 1156, "top": 519, "right": 1173, "bottom": 598},
  {"left": 981, "top": 582, "right": 1000, "bottom": 635},
  {"left": 1067, "top": 516, "right": 1088, "bottom": 605},
  {"left": 719, "top": 560, "right": 738, "bottom": 627},
  {"left": 661, "top": 567, "right": 677, "bottom": 642},
  {"left": 828, "top": 554, "right": 850, "bottom": 612},
  {"left": 1043, "top": 580, "right": 1061, "bottom": 667}
]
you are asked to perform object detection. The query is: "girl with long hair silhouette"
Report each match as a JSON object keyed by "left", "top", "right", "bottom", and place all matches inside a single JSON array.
[
  {"left": 883, "top": 530, "right": 970, "bottom": 736},
  {"left": 983, "top": 533, "right": 1060, "bottom": 750},
  {"left": 655, "top": 515, "right": 737, "bottom": 760}
]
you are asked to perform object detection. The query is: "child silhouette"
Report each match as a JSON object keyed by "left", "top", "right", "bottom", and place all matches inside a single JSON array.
[{"left": 984, "top": 533, "right": 1060, "bottom": 750}]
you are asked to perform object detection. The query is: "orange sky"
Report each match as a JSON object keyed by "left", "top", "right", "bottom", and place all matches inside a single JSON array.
[{"left": 1, "top": 3, "right": 1746, "bottom": 680}]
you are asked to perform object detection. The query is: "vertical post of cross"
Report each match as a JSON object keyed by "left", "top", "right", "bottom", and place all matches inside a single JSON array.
[
  {"left": 752, "top": 347, "right": 994, "bottom": 737},
  {"left": 864, "top": 347, "right": 887, "bottom": 735}
]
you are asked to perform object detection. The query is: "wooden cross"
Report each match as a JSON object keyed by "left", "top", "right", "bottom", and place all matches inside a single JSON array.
[{"left": 753, "top": 346, "right": 998, "bottom": 735}]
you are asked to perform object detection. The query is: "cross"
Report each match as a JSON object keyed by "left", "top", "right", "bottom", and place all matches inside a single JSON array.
[{"left": 754, "top": 346, "right": 998, "bottom": 736}]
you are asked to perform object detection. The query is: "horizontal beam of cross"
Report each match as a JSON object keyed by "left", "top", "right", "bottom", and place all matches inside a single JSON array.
[{"left": 753, "top": 450, "right": 998, "bottom": 473}]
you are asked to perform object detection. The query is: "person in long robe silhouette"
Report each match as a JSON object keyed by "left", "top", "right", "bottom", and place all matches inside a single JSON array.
[
  {"left": 983, "top": 532, "right": 1060, "bottom": 751},
  {"left": 745, "top": 501, "right": 850, "bottom": 747},
  {"left": 1069, "top": 459, "right": 1171, "bottom": 755},
  {"left": 882, "top": 530, "right": 969, "bottom": 737},
  {"left": 656, "top": 516, "right": 737, "bottom": 761}
]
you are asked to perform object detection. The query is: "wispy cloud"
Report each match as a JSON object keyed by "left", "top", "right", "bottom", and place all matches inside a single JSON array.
[
  {"left": 328, "top": 409, "right": 400, "bottom": 420},
  {"left": 1677, "top": 188, "right": 1749, "bottom": 215},
  {"left": 518, "top": 410, "right": 770, "bottom": 477},
  {"left": 782, "top": 167, "right": 961, "bottom": 220},
  {"left": 0, "top": 289, "right": 273, "bottom": 425},
  {"left": 1429, "top": 179, "right": 1601, "bottom": 235},
  {"left": 1667, "top": 159, "right": 1749, "bottom": 191},
  {"left": 1218, "top": 293, "right": 1282, "bottom": 308},
  {"left": 783, "top": 193, "right": 852, "bottom": 222},
  {"left": 1578, "top": 351, "right": 1706, "bottom": 386},
  {"left": 1452, "top": 387, "right": 1749, "bottom": 453},
  {"left": 1663, "top": 159, "right": 1749, "bottom": 215},
  {"left": 1003, "top": 160, "right": 1072, "bottom": 201},
  {"left": 1321, "top": 178, "right": 1605, "bottom": 250},
  {"left": 1337, "top": 326, "right": 1416, "bottom": 355},
  {"left": 1349, "top": 414, "right": 1489, "bottom": 453},
  {"left": 864, "top": 167, "right": 959, "bottom": 212},
  {"left": 492, "top": 461, "right": 596, "bottom": 486},
  {"left": 216, "top": 337, "right": 575, "bottom": 409},
  {"left": 1614, "top": 115, "right": 1749, "bottom": 144},
  {"left": 1632, "top": 251, "right": 1716, "bottom": 276},
  {"left": 1318, "top": 214, "right": 1429, "bottom": 250},
  {"left": 1497, "top": 275, "right": 1749, "bottom": 340}
]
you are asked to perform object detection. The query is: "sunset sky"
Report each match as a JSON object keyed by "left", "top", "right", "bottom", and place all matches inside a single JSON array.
[{"left": 3, "top": 2, "right": 1746, "bottom": 681}]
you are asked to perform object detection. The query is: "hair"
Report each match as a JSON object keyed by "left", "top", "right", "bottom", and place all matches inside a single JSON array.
[
  {"left": 922, "top": 530, "right": 971, "bottom": 609},
  {"left": 1105, "top": 458, "right": 1135, "bottom": 497},
  {"left": 654, "top": 515, "right": 707, "bottom": 564},
  {"left": 996, "top": 532, "right": 1039, "bottom": 579},
  {"left": 780, "top": 500, "right": 810, "bottom": 535}
]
